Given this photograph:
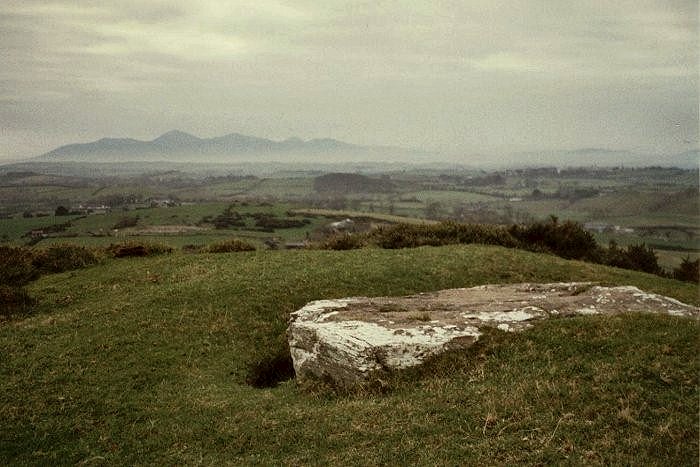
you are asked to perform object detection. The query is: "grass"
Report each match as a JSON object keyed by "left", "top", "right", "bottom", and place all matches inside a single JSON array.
[
  {"left": 0, "top": 245, "right": 698, "bottom": 464},
  {"left": 0, "top": 214, "right": 83, "bottom": 241}
]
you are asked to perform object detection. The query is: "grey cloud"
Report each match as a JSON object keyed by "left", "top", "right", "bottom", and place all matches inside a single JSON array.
[{"left": 0, "top": 0, "right": 697, "bottom": 160}]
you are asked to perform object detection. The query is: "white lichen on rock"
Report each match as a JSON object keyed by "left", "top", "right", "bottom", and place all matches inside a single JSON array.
[{"left": 287, "top": 282, "right": 698, "bottom": 389}]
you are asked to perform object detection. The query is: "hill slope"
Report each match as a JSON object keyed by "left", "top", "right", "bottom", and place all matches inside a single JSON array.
[{"left": 1, "top": 246, "right": 697, "bottom": 464}]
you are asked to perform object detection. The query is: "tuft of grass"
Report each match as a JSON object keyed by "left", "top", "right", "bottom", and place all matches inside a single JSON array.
[{"left": 0, "top": 245, "right": 697, "bottom": 464}]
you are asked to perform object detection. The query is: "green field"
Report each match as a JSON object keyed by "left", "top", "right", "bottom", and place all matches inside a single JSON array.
[
  {"left": 1, "top": 166, "right": 697, "bottom": 277},
  {"left": 0, "top": 202, "right": 332, "bottom": 248},
  {"left": 1, "top": 245, "right": 698, "bottom": 464},
  {"left": 291, "top": 208, "right": 436, "bottom": 225}
]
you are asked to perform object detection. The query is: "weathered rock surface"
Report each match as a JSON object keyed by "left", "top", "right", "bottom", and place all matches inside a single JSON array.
[{"left": 287, "top": 282, "right": 698, "bottom": 389}]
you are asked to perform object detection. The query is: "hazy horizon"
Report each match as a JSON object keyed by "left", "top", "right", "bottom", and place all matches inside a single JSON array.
[{"left": 1, "top": 1, "right": 698, "bottom": 162}]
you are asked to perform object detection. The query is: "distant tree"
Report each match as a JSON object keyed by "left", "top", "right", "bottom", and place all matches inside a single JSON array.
[{"left": 54, "top": 206, "right": 69, "bottom": 216}]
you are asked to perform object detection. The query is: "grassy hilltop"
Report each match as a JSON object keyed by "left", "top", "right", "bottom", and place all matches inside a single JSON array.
[{"left": 1, "top": 245, "right": 698, "bottom": 464}]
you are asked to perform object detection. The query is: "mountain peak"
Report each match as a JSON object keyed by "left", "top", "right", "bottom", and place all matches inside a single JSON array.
[{"left": 152, "top": 130, "right": 200, "bottom": 144}]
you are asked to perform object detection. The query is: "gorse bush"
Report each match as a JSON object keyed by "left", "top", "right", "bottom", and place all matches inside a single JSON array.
[
  {"left": 319, "top": 233, "right": 367, "bottom": 250},
  {"left": 317, "top": 219, "right": 665, "bottom": 279},
  {"left": 0, "top": 244, "right": 100, "bottom": 319},
  {"left": 205, "top": 238, "right": 256, "bottom": 253},
  {"left": 605, "top": 241, "right": 662, "bottom": 275},
  {"left": 207, "top": 205, "right": 246, "bottom": 229},
  {"left": 2, "top": 241, "right": 174, "bottom": 283},
  {"left": 368, "top": 222, "right": 518, "bottom": 249},
  {"left": 106, "top": 241, "right": 173, "bottom": 258},
  {"left": 0, "top": 245, "right": 38, "bottom": 286},
  {"left": 673, "top": 257, "right": 699, "bottom": 283},
  {"left": 508, "top": 216, "right": 602, "bottom": 261},
  {"left": 32, "top": 244, "right": 101, "bottom": 274}
]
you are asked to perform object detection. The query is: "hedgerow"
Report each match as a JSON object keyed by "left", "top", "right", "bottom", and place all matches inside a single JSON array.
[{"left": 32, "top": 244, "right": 102, "bottom": 274}]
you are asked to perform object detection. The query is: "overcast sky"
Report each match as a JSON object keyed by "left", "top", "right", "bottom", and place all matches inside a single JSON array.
[{"left": 1, "top": 0, "right": 697, "bottom": 161}]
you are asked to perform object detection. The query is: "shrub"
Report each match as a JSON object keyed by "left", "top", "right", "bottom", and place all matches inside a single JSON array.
[
  {"left": 604, "top": 241, "right": 662, "bottom": 275},
  {"left": 205, "top": 238, "right": 256, "bottom": 253},
  {"left": 369, "top": 222, "right": 518, "bottom": 250},
  {"left": 319, "top": 233, "right": 367, "bottom": 250},
  {"left": 209, "top": 205, "right": 245, "bottom": 229},
  {"left": 181, "top": 244, "right": 204, "bottom": 253},
  {"left": 0, "top": 245, "right": 38, "bottom": 286},
  {"left": 622, "top": 244, "right": 662, "bottom": 275},
  {"left": 509, "top": 217, "right": 602, "bottom": 261},
  {"left": 32, "top": 244, "right": 101, "bottom": 274},
  {"left": 253, "top": 215, "right": 307, "bottom": 229},
  {"left": 54, "top": 205, "right": 70, "bottom": 216},
  {"left": 106, "top": 241, "right": 173, "bottom": 258},
  {"left": 604, "top": 241, "right": 631, "bottom": 270},
  {"left": 0, "top": 285, "right": 35, "bottom": 318},
  {"left": 673, "top": 257, "right": 699, "bottom": 283}
]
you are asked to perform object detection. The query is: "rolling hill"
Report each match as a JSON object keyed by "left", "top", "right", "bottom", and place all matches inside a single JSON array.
[{"left": 1, "top": 245, "right": 698, "bottom": 464}]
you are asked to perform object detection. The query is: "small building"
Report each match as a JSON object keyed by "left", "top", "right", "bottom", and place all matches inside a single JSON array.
[
  {"left": 583, "top": 222, "right": 613, "bottom": 233},
  {"left": 28, "top": 229, "right": 46, "bottom": 239}
]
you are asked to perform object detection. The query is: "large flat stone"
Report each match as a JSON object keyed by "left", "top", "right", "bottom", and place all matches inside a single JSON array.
[{"left": 287, "top": 282, "right": 698, "bottom": 389}]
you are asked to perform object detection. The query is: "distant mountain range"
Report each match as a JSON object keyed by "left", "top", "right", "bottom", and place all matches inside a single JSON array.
[
  {"left": 34, "top": 130, "right": 431, "bottom": 164},
  {"left": 452, "top": 148, "right": 697, "bottom": 169},
  {"left": 30, "top": 130, "right": 698, "bottom": 169}
]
